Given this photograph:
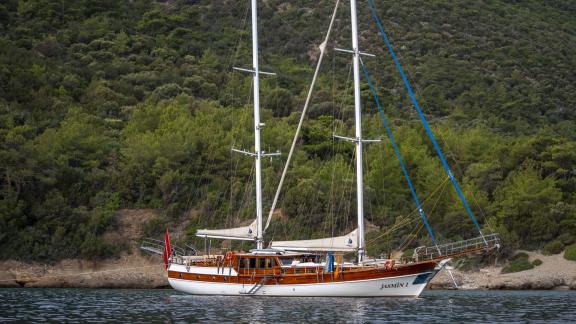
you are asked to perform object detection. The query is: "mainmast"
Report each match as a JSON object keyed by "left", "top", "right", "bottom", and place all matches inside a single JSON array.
[
  {"left": 251, "top": 0, "right": 264, "bottom": 250},
  {"left": 350, "top": 0, "right": 365, "bottom": 263}
]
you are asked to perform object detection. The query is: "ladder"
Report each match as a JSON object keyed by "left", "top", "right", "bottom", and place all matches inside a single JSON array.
[{"left": 241, "top": 276, "right": 269, "bottom": 295}]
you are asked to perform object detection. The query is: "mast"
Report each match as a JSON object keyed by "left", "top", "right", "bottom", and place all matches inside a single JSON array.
[
  {"left": 350, "top": 0, "right": 365, "bottom": 263},
  {"left": 229, "top": 0, "right": 278, "bottom": 248},
  {"left": 251, "top": 0, "right": 264, "bottom": 250}
]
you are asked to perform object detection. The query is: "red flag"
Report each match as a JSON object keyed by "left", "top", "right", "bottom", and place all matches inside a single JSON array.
[{"left": 163, "top": 229, "right": 172, "bottom": 269}]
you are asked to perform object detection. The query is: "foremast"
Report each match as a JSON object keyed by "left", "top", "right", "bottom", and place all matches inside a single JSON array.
[
  {"left": 201, "top": 0, "right": 278, "bottom": 247},
  {"left": 350, "top": 0, "right": 365, "bottom": 263}
]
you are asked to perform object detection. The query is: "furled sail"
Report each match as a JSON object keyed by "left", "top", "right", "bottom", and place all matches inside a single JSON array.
[
  {"left": 271, "top": 229, "right": 358, "bottom": 252},
  {"left": 196, "top": 220, "right": 257, "bottom": 241}
]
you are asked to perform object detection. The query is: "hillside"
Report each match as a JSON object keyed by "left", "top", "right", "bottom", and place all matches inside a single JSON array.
[{"left": 0, "top": 0, "right": 575, "bottom": 262}]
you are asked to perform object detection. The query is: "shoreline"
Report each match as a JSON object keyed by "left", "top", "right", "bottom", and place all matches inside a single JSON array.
[
  {"left": 429, "top": 251, "right": 576, "bottom": 290},
  {"left": 2, "top": 251, "right": 575, "bottom": 290},
  {"left": 0, "top": 254, "right": 168, "bottom": 289}
]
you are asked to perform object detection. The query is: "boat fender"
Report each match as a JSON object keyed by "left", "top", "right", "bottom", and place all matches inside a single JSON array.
[
  {"left": 225, "top": 251, "right": 234, "bottom": 265},
  {"left": 385, "top": 260, "right": 395, "bottom": 270}
]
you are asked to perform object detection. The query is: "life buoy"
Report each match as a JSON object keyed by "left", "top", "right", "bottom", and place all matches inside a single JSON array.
[{"left": 225, "top": 251, "right": 234, "bottom": 262}]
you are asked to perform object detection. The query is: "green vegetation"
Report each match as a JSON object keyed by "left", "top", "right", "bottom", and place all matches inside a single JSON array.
[
  {"left": 532, "top": 259, "right": 543, "bottom": 267},
  {"left": 558, "top": 233, "right": 575, "bottom": 246},
  {"left": 565, "top": 244, "right": 576, "bottom": 261},
  {"left": 509, "top": 252, "right": 529, "bottom": 261},
  {"left": 543, "top": 240, "right": 564, "bottom": 255},
  {"left": 0, "top": 0, "right": 575, "bottom": 261},
  {"left": 454, "top": 256, "right": 484, "bottom": 272},
  {"left": 502, "top": 253, "right": 534, "bottom": 274}
]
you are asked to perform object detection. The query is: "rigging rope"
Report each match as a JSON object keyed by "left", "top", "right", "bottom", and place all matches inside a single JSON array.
[
  {"left": 366, "top": 175, "right": 450, "bottom": 248},
  {"left": 264, "top": 0, "right": 341, "bottom": 232},
  {"left": 396, "top": 176, "right": 450, "bottom": 252},
  {"left": 366, "top": 214, "right": 420, "bottom": 247},
  {"left": 359, "top": 58, "right": 437, "bottom": 244},
  {"left": 397, "top": 223, "right": 425, "bottom": 253},
  {"left": 366, "top": 0, "right": 484, "bottom": 238}
]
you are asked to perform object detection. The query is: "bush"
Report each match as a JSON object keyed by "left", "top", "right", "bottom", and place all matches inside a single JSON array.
[
  {"left": 458, "top": 256, "right": 484, "bottom": 272},
  {"left": 264, "top": 88, "right": 294, "bottom": 117},
  {"left": 143, "top": 217, "right": 166, "bottom": 238},
  {"left": 543, "top": 240, "right": 564, "bottom": 255},
  {"left": 150, "top": 83, "right": 183, "bottom": 102},
  {"left": 502, "top": 252, "right": 534, "bottom": 274},
  {"left": 532, "top": 259, "right": 543, "bottom": 266},
  {"left": 558, "top": 233, "right": 575, "bottom": 246},
  {"left": 502, "top": 258, "right": 534, "bottom": 274},
  {"left": 80, "top": 233, "right": 120, "bottom": 260},
  {"left": 510, "top": 252, "right": 529, "bottom": 261},
  {"left": 564, "top": 244, "right": 576, "bottom": 261}
]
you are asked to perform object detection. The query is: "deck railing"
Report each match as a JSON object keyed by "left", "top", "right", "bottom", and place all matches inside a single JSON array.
[
  {"left": 140, "top": 238, "right": 196, "bottom": 257},
  {"left": 413, "top": 233, "right": 501, "bottom": 262}
]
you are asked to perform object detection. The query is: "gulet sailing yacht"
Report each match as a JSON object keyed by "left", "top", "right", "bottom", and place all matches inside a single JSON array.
[{"left": 165, "top": 0, "right": 499, "bottom": 297}]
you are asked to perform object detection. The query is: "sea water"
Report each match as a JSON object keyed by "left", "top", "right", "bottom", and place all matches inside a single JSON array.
[{"left": 0, "top": 289, "right": 575, "bottom": 323}]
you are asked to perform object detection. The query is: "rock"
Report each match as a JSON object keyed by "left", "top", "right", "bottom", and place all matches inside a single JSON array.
[
  {"left": 0, "top": 253, "right": 168, "bottom": 289},
  {"left": 0, "top": 266, "right": 20, "bottom": 288},
  {"left": 529, "top": 279, "right": 556, "bottom": 290},
  {"left": 0, "top": 280, "right": 21, "bottom": 288}
]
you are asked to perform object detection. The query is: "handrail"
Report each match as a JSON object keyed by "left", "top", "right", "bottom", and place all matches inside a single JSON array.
[
  {"left": 139, "top": 238, "right": 194, "bottom": 257},
  {"left": 413, "top": 233, "right": 501, "bottom": 262}
]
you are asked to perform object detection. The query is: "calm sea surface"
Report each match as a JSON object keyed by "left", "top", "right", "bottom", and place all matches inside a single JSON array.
[{"left": 0, "top": 289, "right": 575, "bottom": 323}]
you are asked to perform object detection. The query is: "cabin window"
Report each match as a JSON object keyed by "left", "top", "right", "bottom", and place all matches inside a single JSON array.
[
  {"left": 240, "top": 258, "right": 249, "bottom": 269},
  {"left": 279, "top": 258, "right": 293, "bottom": 266},
  {"left": 258, "top": 258, "right": 266, "bottom": 269},
  {"left": 249, "top": 258, "right": 256, "bottom": 269},
  {"left": 266, "top": 258, "right": 276, "bottom": 268}
]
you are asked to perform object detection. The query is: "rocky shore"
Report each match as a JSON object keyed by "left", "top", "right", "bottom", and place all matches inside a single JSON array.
[
  {"left": 429, "top": 251, "right": 576, "bottom": 290},
  {"left": 2, "top": 210, "right": 574, "bottom": 290},
  {"left": 0, "top": 254, "right": 167, "bottom": 289},
  {"left": 2, "top": 250, "right": 575, "bottom": 290},
  {"left": 0, "top": 209, "right": 168, "bottom": 289}
]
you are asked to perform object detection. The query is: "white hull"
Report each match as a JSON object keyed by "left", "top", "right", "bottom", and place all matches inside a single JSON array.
[{"left": 168, "top": 271, "right": 439, "bottom": 297}]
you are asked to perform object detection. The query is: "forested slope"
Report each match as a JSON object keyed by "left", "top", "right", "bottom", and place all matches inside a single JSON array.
[{"left": 0, "top": 0, "right": 574, "bottom": 261}]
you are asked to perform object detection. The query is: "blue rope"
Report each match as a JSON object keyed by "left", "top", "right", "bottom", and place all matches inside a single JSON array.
[
  {"left": 360, "top": 60, "right": 437, "bottom": 244},
  {"left": 367, "top": 0, "right": 483, "bottom": 235}
]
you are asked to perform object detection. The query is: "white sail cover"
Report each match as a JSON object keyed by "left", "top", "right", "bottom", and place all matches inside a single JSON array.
[
  {"left": 196, "top": 220, "right": 257, "bottom": 241},
  {"left": 271, "top": 229, "right": 358, "bottom": 252}
]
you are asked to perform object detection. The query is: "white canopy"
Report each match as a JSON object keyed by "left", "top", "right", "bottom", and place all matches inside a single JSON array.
[
  {"left": 271, "top": 229, "right": 358, "bottom": 252},
  {"left": 196, "top": 220, "right": 257, "bottom": 241}
]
